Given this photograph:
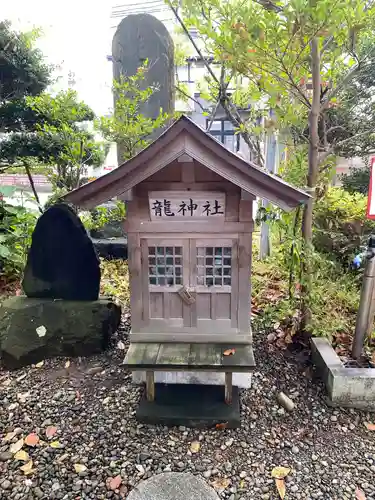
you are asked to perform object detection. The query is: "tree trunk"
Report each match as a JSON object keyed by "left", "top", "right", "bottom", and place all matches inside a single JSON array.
[
  {"left": 24, "top": 162, "right": 43, "bottom": 214},
  {"left": 301, "top": 37, "right": 320, "bottom": 329}
]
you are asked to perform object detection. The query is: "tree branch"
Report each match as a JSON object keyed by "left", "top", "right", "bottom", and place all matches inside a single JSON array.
[
  {"left": 253, "top": 0, "right": 282, "bottom": 12},
  {"left": 167, "top": 2, "right": 220, "bottom": 85},
  {"left": 167, "top": 0, "right": 263, "bottom": 165},
  {"left": 318, "top": 130, "right": 372, "bottom": 168},
  {"left": 320, "top": 63, "right": 361, "bottom": 112},
  {"left": 175, "top": 84, "right": 207, "bottom": 112},
  {"left": 24, "top": 161, "right": 43, "bottom": 213}
]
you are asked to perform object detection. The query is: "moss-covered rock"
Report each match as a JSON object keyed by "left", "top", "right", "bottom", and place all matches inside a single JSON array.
[{"left": 0, "top": 297, "right": 121, "bottom": 369}]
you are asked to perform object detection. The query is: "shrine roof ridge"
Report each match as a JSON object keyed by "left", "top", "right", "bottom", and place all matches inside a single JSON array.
[{"left": 63, "top": 114, "right": 310, "bottom": 210}]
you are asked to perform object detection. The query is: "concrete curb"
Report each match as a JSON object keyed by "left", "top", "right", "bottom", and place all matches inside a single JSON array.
[{"left": 311, "top": 337, "right": 375, "bottom": 410}]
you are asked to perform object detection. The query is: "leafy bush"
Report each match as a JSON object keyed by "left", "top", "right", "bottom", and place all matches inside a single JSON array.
[
  {"left": 0, "top": 202, "right": 38, "bottom": 279},
  {"left": 80, "top": 200, "right": 126, "bottom": 235},
  {"left": 341, "top": 161, "right": 370, "bottom": 195},
  {"left": 100, "top": 259, "right": 129, "bottom": 307},
  {"left": 252, "top": 244, "right": 360, "bottom": 339},
  {"left": 313, "top": 188, "right": 375, "bottom": 265}
]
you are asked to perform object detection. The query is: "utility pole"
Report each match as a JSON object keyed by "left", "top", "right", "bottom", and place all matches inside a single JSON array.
[{"left": 259, "top": 110, "right": 278, "bottom": 260}]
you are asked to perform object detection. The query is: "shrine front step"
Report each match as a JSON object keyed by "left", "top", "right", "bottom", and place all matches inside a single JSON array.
[{"left": 136, "top": 383, "right": 240, "bottom": 428}]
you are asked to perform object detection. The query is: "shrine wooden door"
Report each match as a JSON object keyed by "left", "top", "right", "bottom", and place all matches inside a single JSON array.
[{"left": 140, "top": 236, "right": 239, "bottom": 341}]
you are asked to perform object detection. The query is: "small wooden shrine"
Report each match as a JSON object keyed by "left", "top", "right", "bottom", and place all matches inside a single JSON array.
[{"left": 65, "top": 116, "right": 309, "bottom": 415}]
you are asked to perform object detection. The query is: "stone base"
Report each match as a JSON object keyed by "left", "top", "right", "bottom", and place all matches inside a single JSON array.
[
  {"left": 0, "top": 297, "right": 121, "bottom": 369},
  {"left": 136, "top": 383, "right": 241, "bottom": 428},
  {"left": 127, "top": 473, "right": 219, "bottom": 500},
  {"left": 132, "top": 370, "right": 252, "bottom": 389},
  {"left": 312, "top": 337, "right": 375, "bottom": 410}
]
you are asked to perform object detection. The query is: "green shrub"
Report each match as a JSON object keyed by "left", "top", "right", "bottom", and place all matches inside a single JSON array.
[
  {"left": 341, "top": 161, "right": 370, "bottom": 195},
  {"left": 313, "top": 187, "right": 375, "bottom": 265},
  {"left": 252, "top": 244, "right": 360, "bottom": 339},
  {"left": 0, "top": 202, "right": 38, "bottom": 279}
]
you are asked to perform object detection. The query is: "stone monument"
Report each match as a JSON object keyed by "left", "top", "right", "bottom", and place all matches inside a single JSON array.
[
  {"left": 112, "top": 13, "right": 175, "bottom": 163},
  {"left": 0, "top": 204, "right": 121, "bottom": 369},
  {"left": 22, "top": 203, "right": 100, "bottom": 300}
]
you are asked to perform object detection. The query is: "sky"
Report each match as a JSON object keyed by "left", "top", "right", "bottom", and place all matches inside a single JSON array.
[{"left": 2, "top": 0, "right": 116, "bottom": 115}]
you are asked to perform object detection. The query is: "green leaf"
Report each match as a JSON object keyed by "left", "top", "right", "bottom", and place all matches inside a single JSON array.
[{"left": 0, "top": 243, "right": 11, "bottom": 258}]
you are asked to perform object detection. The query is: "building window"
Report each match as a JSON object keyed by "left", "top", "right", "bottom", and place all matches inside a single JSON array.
[
  {"left": 196, "top": 247, "right": 232, "bottom": 287},
  {"left": 177, "top": 62, "right": 194, "bottom": 84},
  {"left": 148, "top": 246, "right": 183, "bottom": 286},
  {"left": 206, "top": 119, "right": 240, "bottom": 153}
]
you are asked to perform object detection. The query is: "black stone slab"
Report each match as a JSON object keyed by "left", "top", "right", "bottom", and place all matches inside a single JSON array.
[
  {"left": 22, "top": 203, "right": 100, "bottom": 300},
  {"left": 136, "top": 384, "right": 241, "bottom": 428}
]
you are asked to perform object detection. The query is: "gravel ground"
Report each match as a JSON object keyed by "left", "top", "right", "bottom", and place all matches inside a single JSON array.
[{"left": 1, "top": 317, "right": 375, "bottom": 500}]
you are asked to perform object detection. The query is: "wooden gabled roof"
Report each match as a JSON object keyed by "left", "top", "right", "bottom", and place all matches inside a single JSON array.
[{"left": 64, "top": 115, "right": 310, "bottom": 211}]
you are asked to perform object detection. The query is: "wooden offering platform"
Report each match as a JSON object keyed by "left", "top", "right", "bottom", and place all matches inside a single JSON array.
[{"left": 124, "top": 342, "right": 255, "bottom": 404}]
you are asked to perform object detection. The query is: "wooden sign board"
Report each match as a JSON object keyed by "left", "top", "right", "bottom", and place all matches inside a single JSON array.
[
  {"left": 148, "top": 191, "right": 225, "bottom": 221},
  {"left": 367, "top": 157, "right": 375, "bottom": 219}
]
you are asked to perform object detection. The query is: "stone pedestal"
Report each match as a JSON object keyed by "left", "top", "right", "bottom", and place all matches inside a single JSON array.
[
  {"left": 0, "top": 297, "right": 121, "bottom": 369},
  {"left": 136, "top": 383, "right": 240, "bottom": 428}
]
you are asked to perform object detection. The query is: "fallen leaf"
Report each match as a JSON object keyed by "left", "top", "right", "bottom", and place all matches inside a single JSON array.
[
  {"left": 65, "top": 360, "right": 71, "bottom": 369},
  {"left": 10, "top": 438, "right": 24, "bottom": 454},
  {"left": 3, "top": 430, "right": 17, "bottom": 443},
  {"left": 190, "top": 441, "right": 200, "bottom": 453},
  {"left": 50, "top": 441, "right": 62, "bottom": 448},
  {"left": 215, "top": 422, "right": 228, "bottom": 430},
  {"left": 223, "top": 348, "right": 236, "bottom": 356},
  {"left": 365, "top": 422, "right": 375, "bottom": 431},
  {"left": 35, "top": 361, "right": 44, "bottom": 368},
  {"left": 46, "top": 426, "right": 57, "bottom": 439},
  {"left": 211, "top": 477, "right": 231, "bottom": 492},
  {"left": 117, "top": 340, "right": 125, "bottom": 350},
  {"left": 271, "top": 466, "right": 291, "bottom": 479},
  {"left": 25, "top": 433, "right": 39, "bottom": 447},
  {"left": 107, "top": 475, "right": 122, "bottom": 491},
  {"left": 14, "top": 450, "right": 30, "bottom": 461},
  {"left": 20, "top": 460, "right": 34, "bottom": 475},
  {"left": 275, "top": 478, "right": 286, "bottom": 499},
  {"left": 356, "top": 487, "right": 367, "bottom": 500},
  {"left": 36, "top": 325, "right": 47, "bottom": 337},
  {"left": 74, "top": 463, "right": 87, "bottom": 473}
]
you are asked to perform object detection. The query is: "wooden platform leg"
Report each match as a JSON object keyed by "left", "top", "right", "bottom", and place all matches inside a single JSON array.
[
  {"left": 224, "top": 372, "right": 233, "bottom": 405},
  {"left": 146, "top": 371, "right": 155, "bottom": 401}
]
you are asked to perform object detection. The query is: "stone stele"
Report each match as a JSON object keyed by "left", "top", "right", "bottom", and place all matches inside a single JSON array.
[
  {"left": 127, "top": 473, "right": 219, "bottom": 500},
  {"left": 112, "top": 13, "right": 174, "bottom": 163},
  {"left": 22, "top": 203, "right": 100, "bottom": 301}
]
